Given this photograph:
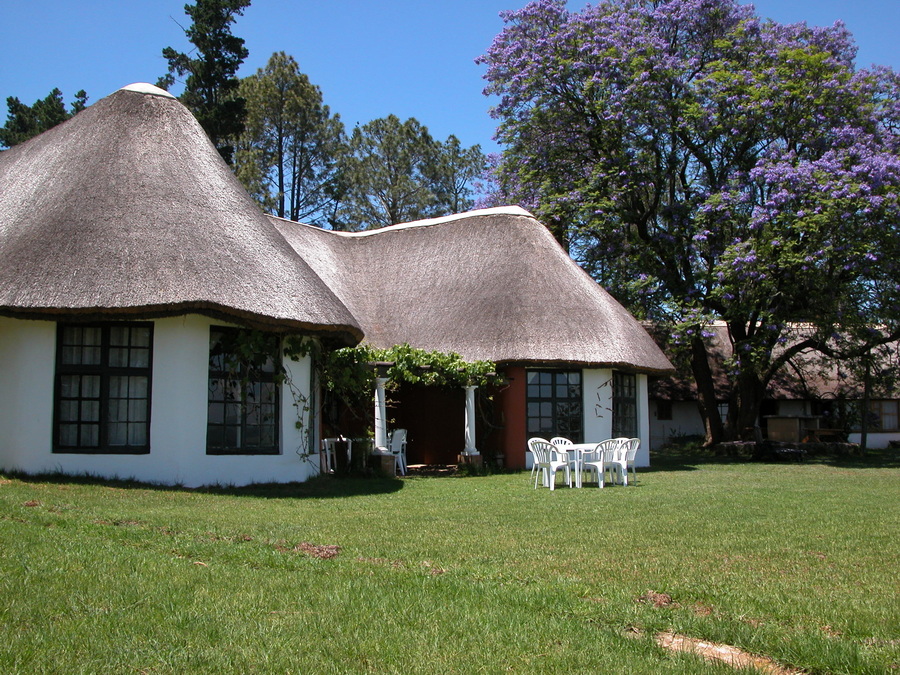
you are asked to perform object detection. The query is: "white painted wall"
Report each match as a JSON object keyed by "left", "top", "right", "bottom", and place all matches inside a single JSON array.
[
  {"left": 847, "top": 432, "right": 899, "bottom": 449},
  {"left": 583, "top": 368, "right": 614, "bottom": 443},
  {"left": 0, "top": 317, "right": 56, "bottom": 469},
  {"left": 0, "top": 315, "right": 318, "bottom": 487},
  {"left": 650, "top": 401, "right": 706, "bottom": 449},
  {"left": 583, "top": 368, "right": 651, "bottom": 466}
]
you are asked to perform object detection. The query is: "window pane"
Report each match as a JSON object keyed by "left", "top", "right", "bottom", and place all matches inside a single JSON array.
[
  {"left": 60, "top": 400, "right": 79, "bottom": 422},
  {"left": 108, "top": 423, "right": 128, "bottom": 446},
  {"left": 132, "top": 328, "right": 151, "bottom": 348},
  {"left": 130, "top": 376, "right": 148, "bottom": 399},
  {"left": 107, "top": 399, "right": 127, "bottom": 423},
  {"left": 109, "top": 348, "right": 128, "bottom": 367},
  {"left": 207, "top": 425, "right": 225, "bottom": 448},
  {"left": 128, "top": 399, "right": 147, "bottom": 423},
  {"left": 128, "top": 423, "right": 147, "bottom": 446},
  {"left": 129, "top": 348, "right": 150, "bottom": 368},
  {"left": 81, "top": 424, "right": 99, "bottom": 448},
  {"left": 109, "top": 326, "right": 129, "bottom": 346},
  {"left": 60, "top": 375, "right": 80, "bottom": 399},
  {"left": 59, "top": 424, "right": 78, "bottom": 447},
  {"left": 82, "top": 375, "right": 101, "bottom": 399}
]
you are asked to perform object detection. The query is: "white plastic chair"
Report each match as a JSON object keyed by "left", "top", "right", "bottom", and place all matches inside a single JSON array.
[
  {"left": 528, "top": 437, "right": 571, "bottom": 490},
  {"left": 320, "top": 437, "right": 340, "bottom": 473},
  {"left": 624, "top": 438, "right": 640, "bottom": 485},
  {"left": 604, "top": 438, "right": 630, "bottom": 485},
  {"left": 388, "top": 428, "right": 408, "bottom": 476},
  {"left": 581, "top": 439, "right": 617, "bottom": 488},
  {"left": 320, "top": 436, "right": 351, "bottom": 474},
  {"left": 551, "top": 437, "right": 580, "bottom": 487}
]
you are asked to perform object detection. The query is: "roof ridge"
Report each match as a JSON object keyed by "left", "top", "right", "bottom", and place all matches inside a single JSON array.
[{"left": 271, "top": 206, "right": 534, "bottom": 238}]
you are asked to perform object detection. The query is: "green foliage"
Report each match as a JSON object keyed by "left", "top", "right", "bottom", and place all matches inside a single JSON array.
[
  {"left": 236, "top": 51, "right": 346, "bottom": 224},
  {"left": 480, "top": 0, "right": 900, "bottom": 443},
  {"left": 285, "top": 339, "right": 500, "bottom": 432},
  {"left": 288, "top": 340, "right": 499, "bottom": 391},
  {"left": 0, "top": 88, "right": 88, "bottom": 148},
  {"left": 333, "top": 115, "right": 486, "bottom": 229},
  {"left": 160, "top": 0, "right": 250, "bottom": 164}
]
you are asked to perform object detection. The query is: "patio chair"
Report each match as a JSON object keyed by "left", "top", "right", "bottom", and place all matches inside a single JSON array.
[
  {"left": 528, "top": 437, "right": 571, "bottom": 490},
  {"left": 388, "top": 428, "right": 408, "bottom": 476},
  {"left": 604, "top": 438, "right": 630, "bottom": 485},
  {"left": 624, "top": 438, "right": 640, "bottom": 485},
  {"left": 581, "top": 439, "right": 617, "bottom": 488},
  {"left": 320, "top": 437, "right": 340, "bottom": 473},
  {"left": 320, "top": 436, "right": 352, "bottom": 474},
  {"left": 551, "top": 437, "right": 580, "bottom": 486}
]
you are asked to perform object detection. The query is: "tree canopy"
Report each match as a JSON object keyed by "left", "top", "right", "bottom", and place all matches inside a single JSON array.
[
  {"left": 334, "top": 115, "right": 485, "bottom": 230},
  {"left": 236, "top": 52, "right": 346, "bottom": 225},
  {"left": 0, "top": 88, "right": 87, "bottom": 149},
  {"left": 160, "top": 0, "right": 250, "bottom": 164},
  {"left": 479, "top": 0, "right": 900, "bottom": 443}
]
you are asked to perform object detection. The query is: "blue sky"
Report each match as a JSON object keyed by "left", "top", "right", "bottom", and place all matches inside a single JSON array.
[{"left": 2, "top": 0, "right": 898, "bottom": 153}]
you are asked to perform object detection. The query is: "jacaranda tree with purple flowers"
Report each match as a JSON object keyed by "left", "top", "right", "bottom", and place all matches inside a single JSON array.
[{"left": 479, "top": 0, "right": 900, "bottom": 444}]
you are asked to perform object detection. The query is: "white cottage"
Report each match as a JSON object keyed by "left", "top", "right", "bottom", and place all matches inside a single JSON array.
[{"left": 0, "top": 84, "right": 673, "bottom": 485}]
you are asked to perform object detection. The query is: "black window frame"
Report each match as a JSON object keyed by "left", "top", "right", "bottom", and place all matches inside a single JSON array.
[
  {"left": 53, "top": 322, "right": 153, "bottom": 454},
  {"left": 525, "top": 369, "right": 583, "bottom": 443},
  {"left": 612, "top": 371, "right": 638, "bottom": 438},
  {"left": 206, "top": 327, "right": 281, "bottom": 456}
]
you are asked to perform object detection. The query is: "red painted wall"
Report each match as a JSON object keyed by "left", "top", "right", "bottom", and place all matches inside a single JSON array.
[{"left": 498, "top": 365, "right": 528, "bottom": 468}]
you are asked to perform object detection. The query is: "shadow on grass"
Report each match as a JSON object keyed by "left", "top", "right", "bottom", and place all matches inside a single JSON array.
[
  {"left": 647, "top": 447, "right": 900, "bottom": 472},
  {"left": 6, "top": 470, "right": 405, "bottom": 499},
  {"left": 808, "top": 449, "right": 900, "bottom": 470}
]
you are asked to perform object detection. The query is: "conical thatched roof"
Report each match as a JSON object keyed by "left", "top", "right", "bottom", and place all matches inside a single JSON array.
[
  {"left": 0, "top": 83, "right": 361, "bottom": 342},
  {"left": 273, "top": 207, "right": 674, "bottom": 374}
]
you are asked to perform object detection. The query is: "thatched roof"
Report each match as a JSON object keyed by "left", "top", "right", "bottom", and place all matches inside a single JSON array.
[
  {"left": 0, "top": 83, "right": 361, "bottom": 342},
  {"left": 273, "top": 207, "right": 674, "bottom": 374},
  {"left": 652, "top": 322, "right": 899, "bottom": 401},
  {"left": 0, "top": 83, "right": 672, "bottom": 373}
]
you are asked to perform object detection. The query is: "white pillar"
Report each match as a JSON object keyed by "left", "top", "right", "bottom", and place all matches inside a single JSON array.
[
  {"left": 462, "top": 385, "right": 479, "bottom": 455},
  {"left": 374, "top": 377, "right": 389, "bottom": 449}
]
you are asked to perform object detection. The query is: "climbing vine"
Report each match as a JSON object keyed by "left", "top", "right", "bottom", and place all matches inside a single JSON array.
[{"left": 286, "top": 339, "right": 501, "bottom": 397}]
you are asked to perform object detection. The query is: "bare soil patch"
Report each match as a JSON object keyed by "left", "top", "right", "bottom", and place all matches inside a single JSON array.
[{"left": 656, "top": 631, "right": 802, "bottom": 674}]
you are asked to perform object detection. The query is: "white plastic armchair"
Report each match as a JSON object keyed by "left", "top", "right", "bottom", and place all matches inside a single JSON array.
[
  {"left": 604, "top": 438, "right": 631, "bottom": 485},
  {"left": 320, "top": 437, "right": 340, "bottom": 473},
  {"left": 550, "top": 437, "right": 579, "bottom": 484},
  {"left": 527, "top": 437, "right": 571, "bottom": 490},
  {"left": 581, "top": 439, "right": 617, "bottom": 488},
  {"left": 389, "top": 429, "right": 408, "bottom": 476},
  {"left": 624, "top": 438, "right": 640, "bottom": 485}
]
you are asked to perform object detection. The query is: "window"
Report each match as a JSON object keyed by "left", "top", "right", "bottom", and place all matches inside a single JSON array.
[
  {"left": 865, "top": 401, "right": 900, "bottom": 431},
  {"left": 207, "top": 327, "right": 280, "bottom": 455},
  {"left": 54, "top": 323, "right": 152, "bottom": 453},
  {"left": 526, "top": 370, "right": 583, "bottom": 442},
  {"left": 612, "top": 372, "right": 637, "bottom": 438}
]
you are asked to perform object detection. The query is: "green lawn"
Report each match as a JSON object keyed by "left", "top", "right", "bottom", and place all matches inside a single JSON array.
[{"left": 1, "top": 453, "right": 897, "bottom": 674}]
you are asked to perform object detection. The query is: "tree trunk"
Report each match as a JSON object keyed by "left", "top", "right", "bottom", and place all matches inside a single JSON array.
[
  {"left": 689, "top": 336, "right": 724, "bottom": 445},
  {"left": 733, "top": 368, "right": 765, "bottom": 441}
]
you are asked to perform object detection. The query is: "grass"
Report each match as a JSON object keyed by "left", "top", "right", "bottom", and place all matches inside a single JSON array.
[{"left": 0, "top": 452, "right": 898, "bottom": 673}]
